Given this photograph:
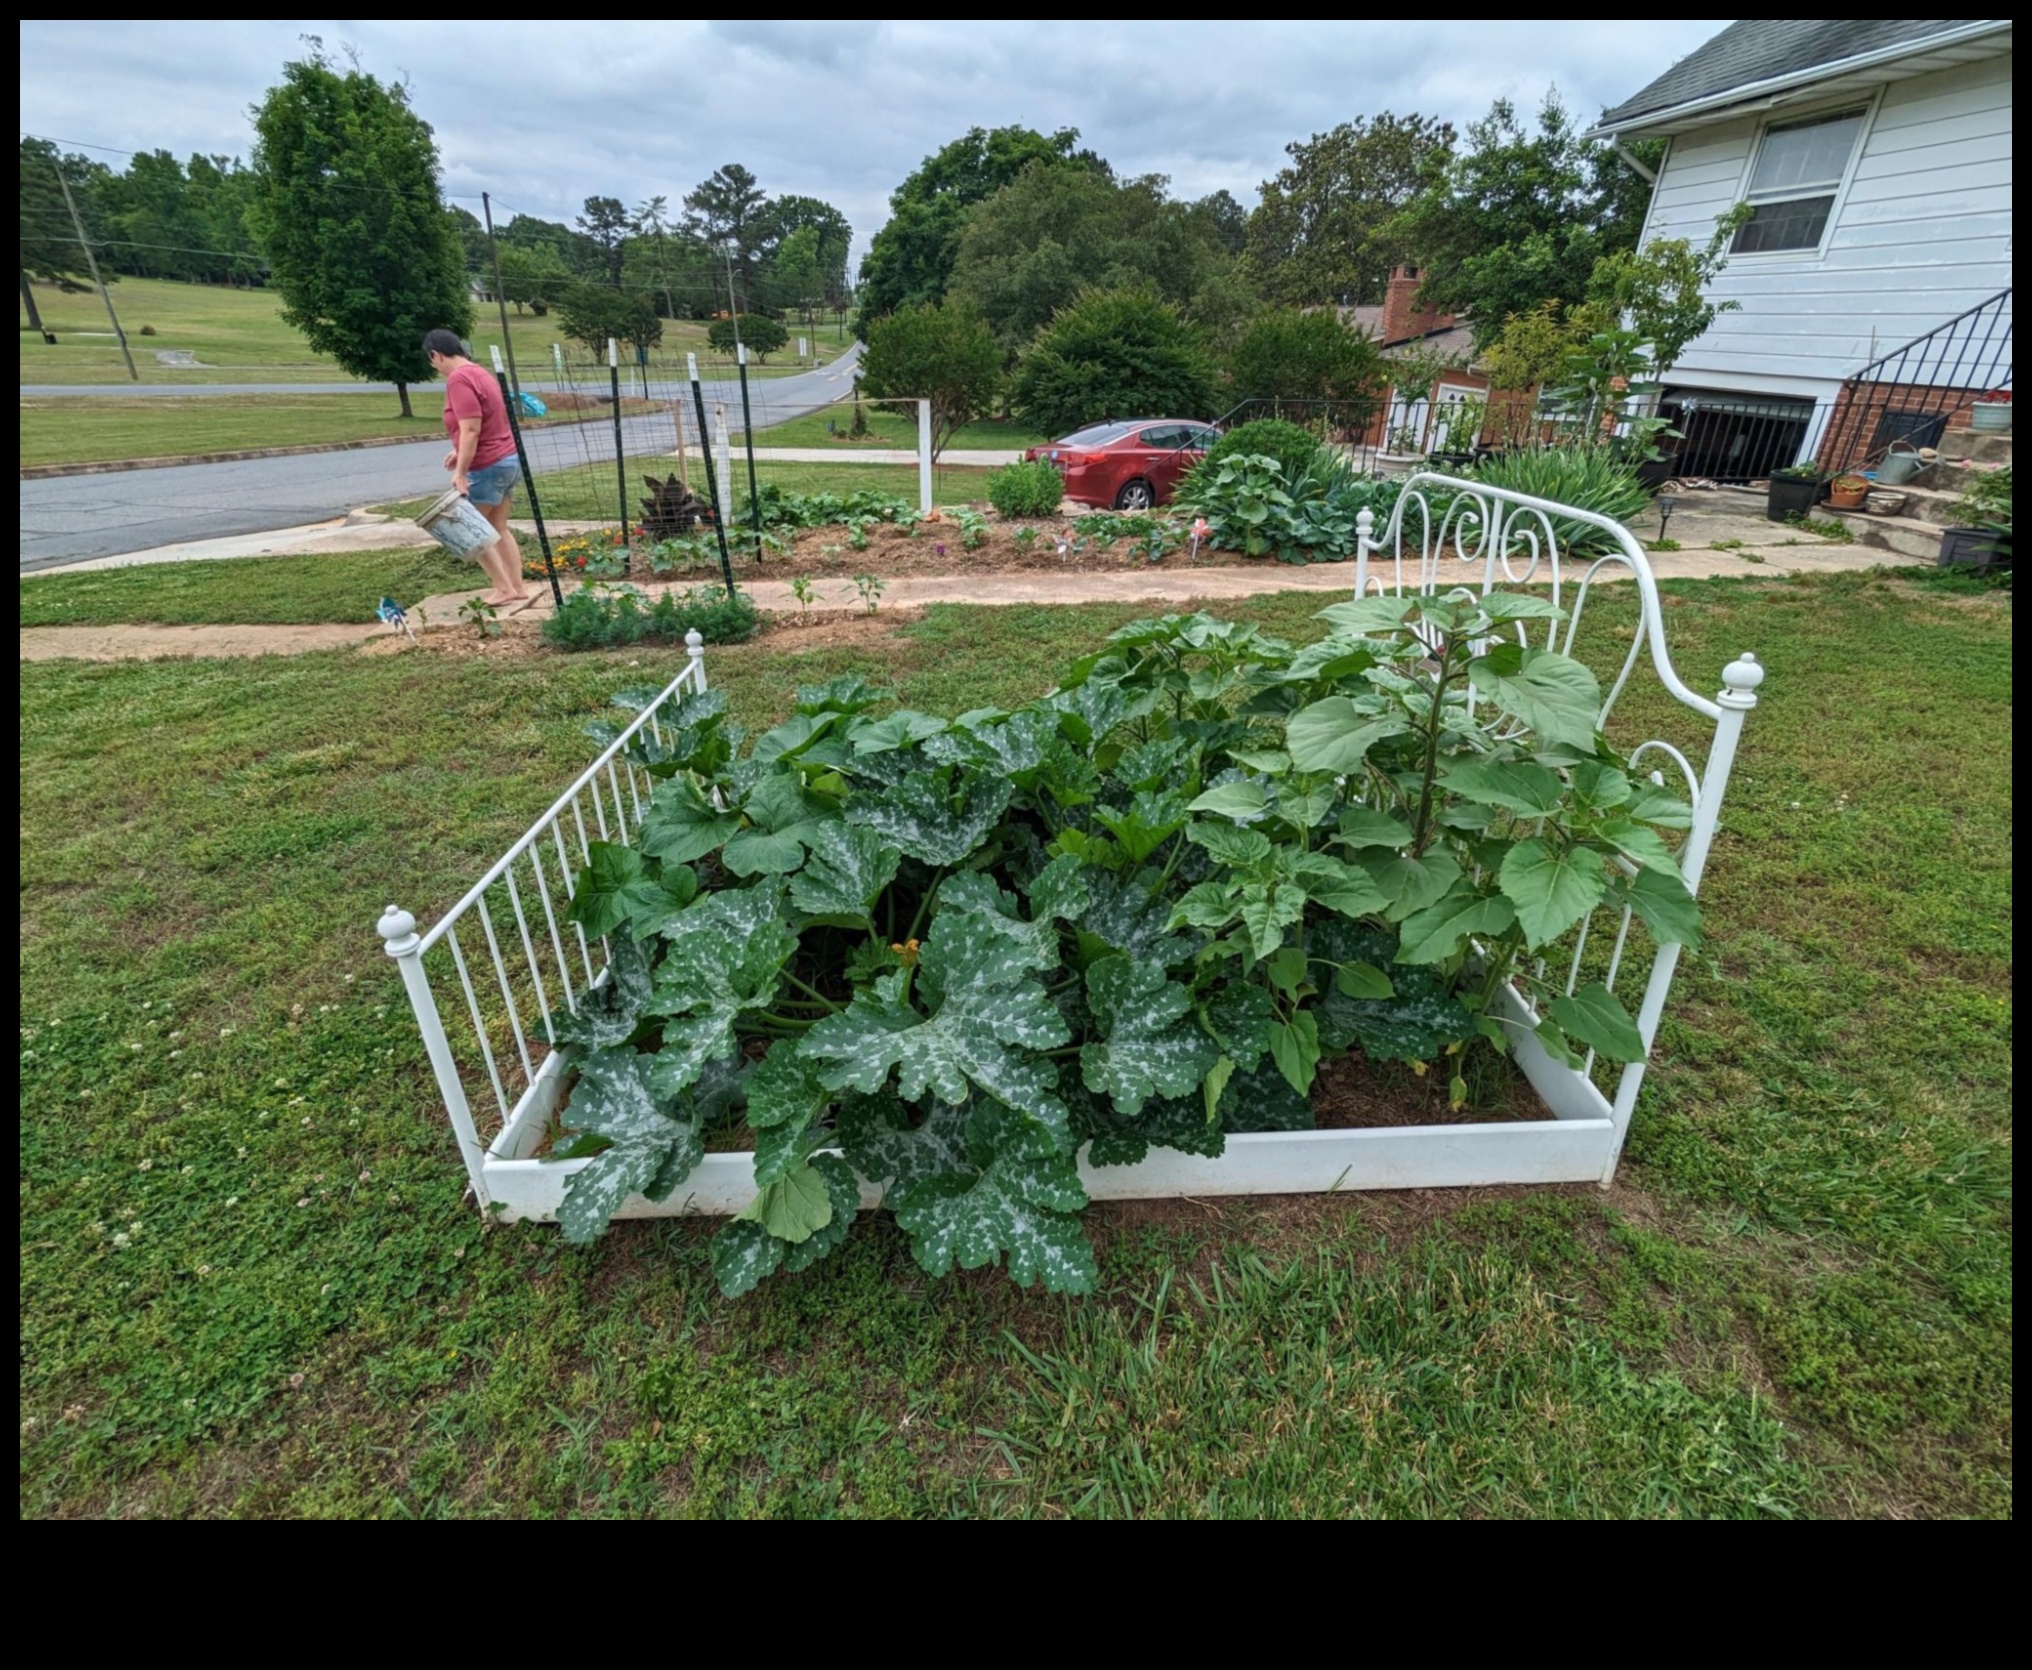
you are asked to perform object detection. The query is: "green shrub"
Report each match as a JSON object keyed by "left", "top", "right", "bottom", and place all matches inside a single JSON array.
[
  {"left": 1471, "top": 446, "right": 1651, "bottom": 555},
  {"left": 1180, "top": 444, "right": 1401, "bottom": 564},
  {"left": 1009, "top": 286, "right": 1219, "bottom": 436},
  {"left": 1225, "top": 307, "right": 1384, "bottom": 405},
  {"left": 749, "top": 485, "right": 915, "bottom": 530},
  {"left": 555, "top": 597, "right": 1693, "bottom": 1295},
  {"left": 986, "top": 459, "right": 1066, "bottom": 518},
  {"left": 541, "top": 584, "right": 759, "bottom": 652},
  {"left": 706, "top": 314, "right": 790, "bottom": 359},
  {"left": 1194, "top": 418, "right": 1321, "bottom": 487}
]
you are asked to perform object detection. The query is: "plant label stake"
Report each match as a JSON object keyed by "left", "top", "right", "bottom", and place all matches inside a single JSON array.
[
  {"left": 493, "top": 346, "right": 563, "bottom": 607},
  {"left": 689, "top": 353, "right": 739, "bottom": 601}
]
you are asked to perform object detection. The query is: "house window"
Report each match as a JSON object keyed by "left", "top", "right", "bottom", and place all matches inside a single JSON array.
[{"left": 1732, "top": 108, "right": 1868, "bottom": 254}]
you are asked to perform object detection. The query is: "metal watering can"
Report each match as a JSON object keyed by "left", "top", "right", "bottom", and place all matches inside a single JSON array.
[{"left": 1874, "top": 441, "right": 1925, "bottom": 487}]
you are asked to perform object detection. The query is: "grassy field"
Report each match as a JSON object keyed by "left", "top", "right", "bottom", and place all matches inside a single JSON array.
[
  {"left": 19, "top": 548, "right": 475, "bottom": 627},
  {"left": 22, "top": 276, "right": 849, "bottom": 387},
  {"left": 374, "top": 460, "right": 993, "bottom": 524},
  {"left": 19, "top": 393, "right": 672, "bottom": 469},
  {"left": 16, "top": 569, "right": 2012, "bottom": 1517}
]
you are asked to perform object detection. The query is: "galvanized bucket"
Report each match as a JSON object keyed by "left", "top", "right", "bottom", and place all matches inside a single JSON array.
[{"left": 415, "top": 489, "right": 497, "bottom": 558}]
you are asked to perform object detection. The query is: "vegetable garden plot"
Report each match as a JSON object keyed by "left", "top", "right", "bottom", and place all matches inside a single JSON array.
[{"left": 382, "top": 474, "right": 1762, "bottom": 1296}]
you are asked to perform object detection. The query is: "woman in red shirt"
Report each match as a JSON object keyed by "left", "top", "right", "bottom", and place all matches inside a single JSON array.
[{"left": 424, "top": 328, "right": 535, "bottom": 610}]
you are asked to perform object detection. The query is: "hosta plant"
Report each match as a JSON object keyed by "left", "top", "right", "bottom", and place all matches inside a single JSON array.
[{"left": 553, "top": 591, "right": 1698, "bottom": 1295}]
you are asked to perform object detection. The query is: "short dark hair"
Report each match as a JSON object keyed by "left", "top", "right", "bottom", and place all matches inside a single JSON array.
[{"left": 422, "top": 328, "right": 465, "bottom": 359}]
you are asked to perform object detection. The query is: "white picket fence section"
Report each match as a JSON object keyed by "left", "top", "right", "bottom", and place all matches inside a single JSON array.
[{"left": 382, "top": 472, "right": 1761, "bottom": 1222}]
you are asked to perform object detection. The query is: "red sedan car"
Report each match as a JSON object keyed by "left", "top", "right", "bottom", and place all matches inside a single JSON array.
[{"left": 1023, "top": 418, "right": 1222, "bottom": 510}]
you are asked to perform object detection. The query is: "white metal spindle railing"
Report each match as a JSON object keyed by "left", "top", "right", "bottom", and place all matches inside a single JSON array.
[{"left": 381, "top": 633, "right": 708, "bottom": 1207}]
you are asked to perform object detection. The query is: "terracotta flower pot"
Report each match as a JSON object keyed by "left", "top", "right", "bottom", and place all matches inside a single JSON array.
[{"left": 1826, "top": 479, "right": 1869, "bottom": 510}]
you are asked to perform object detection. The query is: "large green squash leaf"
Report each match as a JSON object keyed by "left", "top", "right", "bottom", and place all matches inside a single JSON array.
[
  {"left": 1080, "top": 954, "right": 1219, "bottom": 1116},
  {"left": 735, "top": 1161, "right": 834, "bottom": 1243},
  {"left": 646, "top": 886, "right": 796, "bottom": 1096},
  {"left": 639, "top": 776, "right": 740, "bottom": 864},
  {"left": 845, "top": 766, "right": 1013, "bottom": 866},
  {"left": 788, "top": 820, "right": 899, "bottom": 921},
  {"left": 554, "top": 1048, "right": 702, "bottom": 1244},
  {"left": 710, "top": 1219, "right": 783, "bottom": 1297},
  {"left": 549, "top": 931, "right": 655, "bottom": 1052}
]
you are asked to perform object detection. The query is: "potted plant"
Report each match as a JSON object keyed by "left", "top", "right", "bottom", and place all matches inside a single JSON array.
[
  {"left": 1826, "top": 471, "right": 1870, "bottom": 511},
  {"left": 1970, "top": 389, "right": 2012, "bottom": 433},
  {"left": 1939, "top": 464, "right": 2012, "bottom": 570},
  {"left": 1767, "top": 462, "right": 1823, "bottom": 521}
]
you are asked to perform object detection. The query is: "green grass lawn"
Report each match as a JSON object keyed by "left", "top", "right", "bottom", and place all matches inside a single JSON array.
[
  {"left": 739, "top": 403, "right": 1045, "bottom": 452},
  {"left": 20, "top": 548, "right": 476, "bottom": 627},
  {"left": 23, "top": 276, "right": 848, "bottom": 387},
  {"left": 17, "top": 573, "right": 2012, "bottom": 1518},
  {"left": 19, "top": 393, "right": 670, "bottom": 469}
]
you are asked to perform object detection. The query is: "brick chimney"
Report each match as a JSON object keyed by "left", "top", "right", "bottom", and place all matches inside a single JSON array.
[{"left": 1380, "top": 264, "right": 1451, "bottom": 345}]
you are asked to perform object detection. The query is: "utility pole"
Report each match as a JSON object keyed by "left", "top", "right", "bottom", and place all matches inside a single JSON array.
[
  {"left": 54, "top": 160, "right": 137, "bottom": 381},
  {"left": 721, "top": 239, "right": 742, "bottom": 351}
]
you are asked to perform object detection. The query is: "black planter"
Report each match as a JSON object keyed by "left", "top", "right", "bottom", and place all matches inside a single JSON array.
[
  {"left": 1429, "top": 450, "right": 1475, "bottom": 471},
  {"left": 1938, "top": 525, "right": 2011, "bottom": 570},
  {"left": 1766, "top": 475, "right": 1821, "bottom": 521},
  {"left": 1636, "top": 457, "right": 1675, "bottom": 490}
]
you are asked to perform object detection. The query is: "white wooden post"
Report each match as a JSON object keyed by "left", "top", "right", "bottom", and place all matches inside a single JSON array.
[
  {"left": 1600, "top": 652, "right": 1764, "bottom": 1183},
  {"left": 379, "top": 904, "right": 492, "bottom": 1208},
  {"left": 917, "top": 398, "right": 933, "bottom": 515},
  {"left": 685, "top": 627, "right": 707, "bottom": 690},
  {"left": 1353, "top": 507, "right": 1375, "bottom": 596}
]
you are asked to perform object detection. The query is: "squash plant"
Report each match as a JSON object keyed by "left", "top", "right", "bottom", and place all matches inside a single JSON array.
[{"left": 552, "top": 592, "right": 1699, "bottom": 1295}]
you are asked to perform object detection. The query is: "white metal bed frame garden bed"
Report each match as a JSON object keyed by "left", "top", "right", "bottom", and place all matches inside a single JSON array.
[{"left": 380, "top": 473, "right": 1762, "bottom": 1223}]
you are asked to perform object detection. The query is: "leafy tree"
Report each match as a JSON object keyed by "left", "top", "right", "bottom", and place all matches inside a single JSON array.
[
  {"left": 855, "top": 125, "right": 1106, "bottom": 331},
  {"left": 766, "top": 194, "right": 852, "bottom": 304},
  {"left": 684, "top": 163, "right": 772, "bottom": 304},
  {"left": 500, "top": 211, "right": 588, "bottom": 273},
  {"left": 1584, "top": 210, "right": 1748, "bottom": 374},
  {"left": 1480, "top": 300, "right": 1592, "bottom": 394},
  {"left": 494, "top": 245, "right": 568, "bottom": 315},
  {"left": 21, "top": 138, "right": 96, "bottom": 334},
  {"left": 948, "top": 165, "right": 1242, "bottom": 356},
  {"left": 857, "top": 300, "right": 1002, "bottom": 461},
  {"left": 706, "top": 313, "right": 790, "bottom": 360},
  {"left": 1390, "top": 91, "right": 1657, "bottom": 348},
  {"left": 1245, "top": 114, "right": 1455, "bottom": 307},
  {"left": 554, "top": 282, "right": 663, "bottom": 355},
  {"left": 1187, "top": 189, "right": 1249, "bottom": 257},
  {"left": 575, "top": 195, "right": 632, "bottom": 287},
  {"left": 248, "top": 47, "right": 470, "bottom": 416},
  {"left": 771, "top": 226, "right": 825, "bottom": 326},
  {"left": 1226, "top": 306, "right": 1385, "bottom": 405},
  {"left": 1008, "top": 287, "right": 1219, "bottom": 436}
]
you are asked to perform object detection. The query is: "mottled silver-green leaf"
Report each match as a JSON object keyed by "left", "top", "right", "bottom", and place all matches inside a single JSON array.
[
  {"left": 711, "top": 1218, "right": 785, "bottom": 1297},
  {"left": 890, "top": 1119, "right": 1094, "bottom": 1294},
  {"left": 802, "top": 917, "right": 1072, "bottom": 1148},
  {"left": 788, "top": 819, "right": 899, "bottom": 920},
  {"left": 844, "top": 766, "right": 1013, "bottom": 866},
  {"left": 549, "top": 931, "right": 655, "bottom": 1052},
  {"left": 936, "top": 872, "right": 1059, "bottom": 973},
  {"left": 1202, "top": 981, "right": 1274, "bottom": 1074},
  {"left": 1025, "top": 852, "right": 1091, "bottom": 925},
  {"left": 734, "top": 1161, "right": 834, "bottom": 1243},
  {"left": 644, "top": 885, "right": 796, "bottom": 1094},
  {"left": 1079, "top": 954, "right": 1220, "bottom": 1117},
  {"left": 839, "top": 1097, "right": 972, "bottom": 1190},
  {"left": 920, "top": 709, "right": 1056, "bottom": 776},
  {"left": 1498, "top": 839, "right": 1608, "bottom": 949},
  {"left": 557, "top": 1141, "right": 664, "bottom": 1246},
  {"left": 1084, "top": 870, "right": 1197, "bottom": 964},
  {"left": 554, "top": 1048, "right": 701, "bottom": 1243},
  {"left": 1115, "top": 735, "right": 1194, "bottom": 792}
]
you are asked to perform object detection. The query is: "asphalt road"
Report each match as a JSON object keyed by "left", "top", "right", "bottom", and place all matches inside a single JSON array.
[{"left": 20, "top": 347, "right": 861, "bottom": 571}]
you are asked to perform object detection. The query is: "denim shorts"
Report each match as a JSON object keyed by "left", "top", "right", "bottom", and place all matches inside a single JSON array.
[{"left": 466, "top": 456, "right": 520, "bottom": 506}]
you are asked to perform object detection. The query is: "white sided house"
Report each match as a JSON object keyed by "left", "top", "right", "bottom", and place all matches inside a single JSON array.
[{"left": 1594, "top": 19, "right": 2012, "bottom": 478}]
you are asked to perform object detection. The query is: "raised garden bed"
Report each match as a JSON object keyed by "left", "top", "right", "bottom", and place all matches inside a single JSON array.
[{"left": 384, "top": 472, "right": 1764, "bottom": 1296}]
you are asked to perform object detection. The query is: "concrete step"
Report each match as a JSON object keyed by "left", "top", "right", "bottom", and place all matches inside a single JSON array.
[
  {"left": 1938, "top": 427, "right": 2012, "bottom": 464},
  {"left": 1826, "top": 509, "right": 1947, "bottom": 562},
  {"left": 1866, "top": 482, "right": 1969, "bottom": 528}
]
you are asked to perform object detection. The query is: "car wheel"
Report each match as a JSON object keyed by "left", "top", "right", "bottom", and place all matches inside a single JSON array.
[{"left": 1114, "top": 478, "right": 1154, "bottom": 511}]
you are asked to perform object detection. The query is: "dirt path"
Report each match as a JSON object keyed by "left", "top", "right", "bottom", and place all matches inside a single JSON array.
[{"left": 19, "top": 540, "right": 1919, "bottom": 664}]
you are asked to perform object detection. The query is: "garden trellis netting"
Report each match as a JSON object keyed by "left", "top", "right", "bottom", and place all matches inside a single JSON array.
[{"left": 381, "top": 472, "right": 1763, "bottom": 1278}]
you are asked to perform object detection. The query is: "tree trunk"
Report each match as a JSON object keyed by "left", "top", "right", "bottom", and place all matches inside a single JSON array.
[
  {"left": 396, "top": 381, "right": 413, "bottom": 418},
  {"left": 21, "top": 272, "right": 52, "bottom": 340}
]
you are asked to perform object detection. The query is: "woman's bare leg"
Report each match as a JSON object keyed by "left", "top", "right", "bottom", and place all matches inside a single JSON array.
[{"left": 474, "top": 494, "right": 530, "bottom": 604}]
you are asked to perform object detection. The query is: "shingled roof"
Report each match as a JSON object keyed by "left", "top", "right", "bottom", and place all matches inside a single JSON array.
[{"left": 1600, "top": 19, "right": 2003, "bottom": 129}]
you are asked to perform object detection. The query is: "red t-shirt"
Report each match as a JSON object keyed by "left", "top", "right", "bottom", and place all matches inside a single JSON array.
[{"left": 442, "top": 361, "right": 517, "bottom": 469}]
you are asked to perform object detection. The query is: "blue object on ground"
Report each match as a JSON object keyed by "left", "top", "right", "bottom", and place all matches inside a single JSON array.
[{"left": 515, "top": 392, "right": 548, "bottom": 418}]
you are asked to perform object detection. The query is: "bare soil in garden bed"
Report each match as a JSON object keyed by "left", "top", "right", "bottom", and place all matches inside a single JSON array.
[
  {"left": 611, "top": 517, "right": 1304, "bottom": 584},
  {"left": 1311, "top": 1054, "right": 1549, "bottom": 1128}
]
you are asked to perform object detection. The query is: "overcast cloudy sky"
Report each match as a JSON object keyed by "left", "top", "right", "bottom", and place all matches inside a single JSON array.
[{"left": 20, "top": 19, "right": 1730, "bottom": 260}]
